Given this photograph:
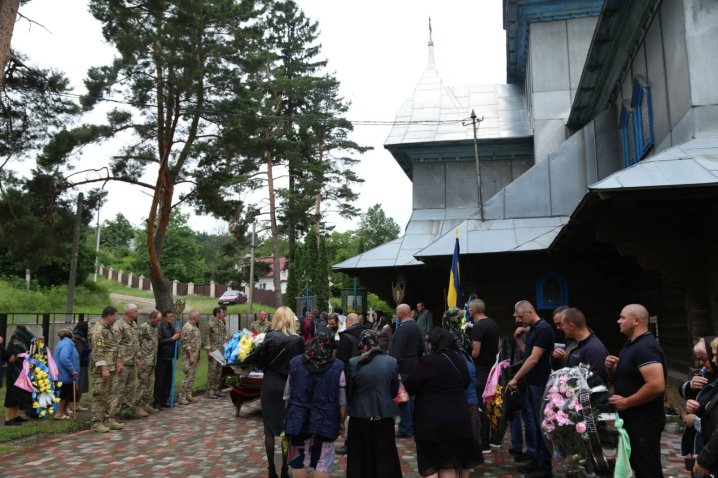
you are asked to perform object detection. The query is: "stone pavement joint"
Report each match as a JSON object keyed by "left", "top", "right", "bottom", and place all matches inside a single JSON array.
[{"left": 0, "top": 396, "right": 690, "bottom": 477}]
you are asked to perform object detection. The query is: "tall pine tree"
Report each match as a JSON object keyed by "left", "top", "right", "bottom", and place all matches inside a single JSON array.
[
  {"left": 314, "top": 235, "right": 330, "bottom": 312},
  {"left": 284, "top": 245, "right": 302, "bottom": 306}
]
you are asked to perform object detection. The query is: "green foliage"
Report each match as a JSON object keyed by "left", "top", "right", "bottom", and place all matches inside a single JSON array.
[
  {"left": 101, "top": 212, "right": 135, "bottom": 249},
  {"left": 359, "top": 204, "right": 401, "bottom": 250},
  {"left": 285, "top": 246, "right": 302, "bottom": 302},
  {"left": 0, "top": 278, "right": 110, "bottom": 313},
  {"left": 315, "top": 237, "right": 330, "bottom": 312},
  {"left": 368, "top": 293, "right": 393, "bottom": 315},
  {"left": 300, "top": 228, "right": 318, "bottom": 287}
]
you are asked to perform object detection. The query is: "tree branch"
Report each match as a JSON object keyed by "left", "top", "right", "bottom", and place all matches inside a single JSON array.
[{"left": 16, "top": 12, "right": 52, "bottom": 34}]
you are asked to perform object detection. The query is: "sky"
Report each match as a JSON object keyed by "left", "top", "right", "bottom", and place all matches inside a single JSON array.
[{"left": 11, "top": 0, "right": 507, "bottom": 236}]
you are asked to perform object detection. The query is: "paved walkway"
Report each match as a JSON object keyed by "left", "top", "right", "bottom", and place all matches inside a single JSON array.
[{"left": 0, "top": 396, "right": 691, "bottom": 477}]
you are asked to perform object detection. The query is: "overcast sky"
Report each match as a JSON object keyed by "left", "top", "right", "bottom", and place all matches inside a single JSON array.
[{"left": 11, "top": 0, "right": 506, "bottom": 236}]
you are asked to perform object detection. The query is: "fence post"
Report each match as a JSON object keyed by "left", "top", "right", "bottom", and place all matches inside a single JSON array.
[
  {"left": 210, "top": 281, "right": 215, "bottom": 298},
  {"left": 139, "top": 275, "right": 144, "bottom": 290},
  {"left": 172, "top": 280, "right": 178, "bottom": 296},
  {"left": 118, "top": 270, "right": 124, "bottom": 285},
  {"left": 0, "top": 314, "right": 7, "bottom": 342},
  {"left": 128, "top": 272, "right": 134, "bottom": 288},
  {"left": 109, "top": 267, "right": 114, "bottom": 280},
  {"left": 42, "top": 313, "right": 50, "bottom": 341},
  {"left": 79, "top": 313, "right": 85, "bottom": 322},
  {"left": 188, "top": 282, "right": 195, "bottom": 295}
]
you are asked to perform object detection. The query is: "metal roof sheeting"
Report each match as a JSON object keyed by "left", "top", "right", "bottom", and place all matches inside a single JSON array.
[{"left": 590, "top": 139, "right": 718, "bottom": 191}]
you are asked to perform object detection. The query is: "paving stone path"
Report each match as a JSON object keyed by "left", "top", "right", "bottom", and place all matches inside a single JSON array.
[{"left": 0, "top": 396, "right": 691, "bottom": 477}]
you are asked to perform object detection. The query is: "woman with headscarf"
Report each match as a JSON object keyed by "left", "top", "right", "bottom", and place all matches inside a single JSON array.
[
  {"left": 4, "top": 325, "right": 34, "bottom": 426},
  {"left": 283, "top": 330, "right": 346, "bottom": 478},
  {"left": 72, "top": 320, "right": 91, "bottom": 412},
  {"left": 682, "top": 336, "right": 717, "bottom": 461},
  {"left": 404, "top": 327, "right": 484, "bottom": 478},
  {"left": 443, "top": 308, "right": 482, "bottom": 451},
  {"left": 346, "top": 330, "right": 402, "bottom": 478},
  {"left": 376, "top": 314, "right": 393, "bottom": 354}
]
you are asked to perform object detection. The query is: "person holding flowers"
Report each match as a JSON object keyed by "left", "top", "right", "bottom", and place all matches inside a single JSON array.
[{"left": 53, "top": 328, "right": 79, "bottom": 420}]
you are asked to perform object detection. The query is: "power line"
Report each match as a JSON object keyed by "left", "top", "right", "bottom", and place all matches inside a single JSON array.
[{"left": 10, "top": 83, "right": 469, "bottom": 127}]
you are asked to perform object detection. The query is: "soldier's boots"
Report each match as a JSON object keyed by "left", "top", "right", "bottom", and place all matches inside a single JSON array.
[
  {"left": 92, "top": 423, "right": 110, "bottom": 433},
  {"left": 143, "top": 404, "right": 159, "bottom": 414},
  {"left": 121, "top": 412, "right": 142, "bottom": 420},
  {"left": 135, "top": 407, "right": 149, "bottom": 418},
  {"left": 178, "top": 399, "right": 190, "bottom": 405},
  {"left": 187, "top": 396, "right": 198, "bottom": 403},
  {"left": 106, "top": 419, "right": 125, "bottom": 430}
]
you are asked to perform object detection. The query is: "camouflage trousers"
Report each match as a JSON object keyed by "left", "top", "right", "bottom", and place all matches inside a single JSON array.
[
  {"left": 179, "top": 357, "right": 199, "bottom": 400},
  {"left": 91, "top": 371, "right": 118, "bottom": 425},
  {"left": 135, "top": 364, "right": 155, "bottom": 408},
  {"left": 207, "top": 358, "right": 222, "bottom": 395},
  {"left": 114, "top": 365, "right": 136, "bottom": 415}
]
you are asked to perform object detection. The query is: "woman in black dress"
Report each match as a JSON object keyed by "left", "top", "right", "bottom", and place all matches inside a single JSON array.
[
  {"left": 255, "top": 306, "right": 305, "bottom": 478},
  {"left": 4, "top": 325, "right": 34, "bottom": 425},
  {"left": 404, "top": 327, "right": 484, "bottom": 478},
  {"left": 72, "top": 321, "right": 91, "bottom": 411}
]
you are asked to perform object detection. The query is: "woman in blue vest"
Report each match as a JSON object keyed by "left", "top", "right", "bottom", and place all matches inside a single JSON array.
[{"left": 284, "top": 330, "right": 346, "bottom": 478}]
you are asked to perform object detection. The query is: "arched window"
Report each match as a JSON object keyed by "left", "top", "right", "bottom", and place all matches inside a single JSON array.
[{"left": 536, "top": 269, "right": 569, "bottom": 310}]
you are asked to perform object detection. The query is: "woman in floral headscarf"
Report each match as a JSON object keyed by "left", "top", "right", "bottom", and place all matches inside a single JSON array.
[
  {"left": 443, "top": 308, "right": 483, "bottom": 459},
  {"left": 346, "top": 330, "right": 402, "bottom": 478},
  {"left": 283, "top": 330, "right": 346, "bottom": 478}
]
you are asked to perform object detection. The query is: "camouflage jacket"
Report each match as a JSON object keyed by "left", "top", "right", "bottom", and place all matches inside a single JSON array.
[
  {"left": 89, "top": 320, "right": 119, "bottom": 373},
  {"left": 249, "top": 320, "right": 271, "bottom": 334},
  {"left": 181, "top": 321, "right": 201, "bottom": 356},
  {"left": 113, "top": 316, "right": 139, "bottom": 366},
  {"left": 203, "top": 318, "right": 229, "bottom": 351},
  {"left": 137, "top": 321, "right": 159, "bottom": 367}
]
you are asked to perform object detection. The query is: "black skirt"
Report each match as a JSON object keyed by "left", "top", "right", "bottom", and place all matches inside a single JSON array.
[
  {"left": 261, "top": 373, "right": 288, "bottom": 436},
  {"left": 415, "top": 438, "right": 484, "bottom": 476},
  {"left": 347, "top": 417, "right": 403, "bottom": 478}
]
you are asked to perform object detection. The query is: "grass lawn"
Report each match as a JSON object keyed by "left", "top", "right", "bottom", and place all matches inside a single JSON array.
[
  {"left": 100, "top": 276, "right": 276, "bottom": 314},
  {"left": 0, "top": 356, "right": 209, "bottom": 447}
]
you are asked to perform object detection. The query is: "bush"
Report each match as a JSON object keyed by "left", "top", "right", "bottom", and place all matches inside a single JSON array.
[
  {"left": 0, "top": 279, "right": 110, "bottom": 313},
  {"left": 80, "top": 279, "right": 108, "bottom": 295}
]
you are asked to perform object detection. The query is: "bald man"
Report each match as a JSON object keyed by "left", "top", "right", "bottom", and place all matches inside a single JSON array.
[
  {"left": 389, "top": 303, "right": 424, "bottom": 438},
  {"left": 605, "top": 304, "right": 666, "bottom": 478}
]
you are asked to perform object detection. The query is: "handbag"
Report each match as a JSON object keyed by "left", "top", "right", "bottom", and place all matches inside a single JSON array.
[{"left": 394, "top": 377, "right": 410, "bottom": 404}]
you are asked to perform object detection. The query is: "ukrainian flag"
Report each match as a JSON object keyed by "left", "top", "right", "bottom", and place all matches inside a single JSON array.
[{"left": 447, "top": 229, "right": 460, "bottom": 308}]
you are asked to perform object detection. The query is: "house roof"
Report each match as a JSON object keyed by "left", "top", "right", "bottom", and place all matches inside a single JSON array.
[
  {"left": 588, "top": 138, "right": 718, "bottom": 191},
  {"left": 384, "top": 41, "right": 531, "bottom": 148},
  {"left": 257, "top": 257, "right": 288, "bottom": 277}
]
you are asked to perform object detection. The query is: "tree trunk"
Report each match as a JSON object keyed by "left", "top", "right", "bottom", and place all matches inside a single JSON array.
[
  {"left": 0, "top": 0, "right": 20, "bottom": 91},
  {"left": 147, "top": 169, "right": 175, "bottom": 312},
  {"left": 265, "top": 131, "right": 283, "bottom": 307},
  {"left": 288, "top": 163, "right": 296, "bottom": 260},
  {"left": 314, "top": 143, "right": 323, "bottom": 243}
]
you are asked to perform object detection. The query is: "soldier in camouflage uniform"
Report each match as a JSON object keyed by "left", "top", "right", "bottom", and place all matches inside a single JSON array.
[
  {"left": 178, "top": 311, "right": 202, "bottom": 405},
  {"left": 204, "top": 307, "right": 229, "bottom": 399},
  {"left": 89, "top": 306, "right": 125, "bottom": 433},
  {"left": 136, "top": 310, "right": 161, "bottom": 415},
  {"left": 249, "top": 309, "right": 272, "bottom": 334},
  {"left": 112, "top": 304, "right": 145, "bottom": 420}
]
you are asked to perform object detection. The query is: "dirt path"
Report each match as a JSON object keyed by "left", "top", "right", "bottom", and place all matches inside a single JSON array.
[{"left": 110, "top": 292, "right": 195, "bottom": 314}]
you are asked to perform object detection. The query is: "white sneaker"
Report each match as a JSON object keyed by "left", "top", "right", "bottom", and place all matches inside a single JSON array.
[{"left": 77, "top": 406, "right": 89, "bottom": 412}]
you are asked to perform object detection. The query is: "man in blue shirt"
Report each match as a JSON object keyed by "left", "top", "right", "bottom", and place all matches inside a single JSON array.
[
  {"left": 507, "top": 300, "right": 553, "bottom": 478},
  {"left": 561, "top": 308, "right": 609, "bottom": 383}
]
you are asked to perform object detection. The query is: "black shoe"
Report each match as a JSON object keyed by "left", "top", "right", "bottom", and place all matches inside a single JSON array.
[
  {"left": 508, "top": 448, "right": 523, "bottom": 456},
  {"left": 153, "top": 403, "right": 163, "bottom": 411},
  {"left": 515, "top": 452, "right": 535, "bottom": 462},
  {"left": 4, "top": 420, "right": 21, "bottom": 427},
  {"left": 526, "top": 470, "right": 552, "bottom": 478},
  {"left": 12, "top": 416, "right": 28, "bottom": 423},
  {"left": 207, "top": 395, "right": 219, "bottom": 400},
  {"left": 395, "top": 432, "right": 412, "bottom": 438},
  {"left": 280, "top": 465, "right": 289, "bottom": 478},
  {"left": 267, "top": 465, "right": 278, "bottom": 478},
  {"left": 161, "top": 402, "right": 171, "bottom": 408},
  {"left": 518, "top": 461, "right": 539, "bottom": 473},
  {"left": 335, "top": 444, "right": 348, "bottom": 455}
]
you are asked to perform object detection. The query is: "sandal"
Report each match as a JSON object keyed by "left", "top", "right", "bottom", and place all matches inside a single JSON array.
[{"left": 54, "top": 415, "right": 71, "bottom": 420}]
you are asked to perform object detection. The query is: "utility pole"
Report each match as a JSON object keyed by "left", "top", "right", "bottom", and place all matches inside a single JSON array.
[
  {"left": 65, "top": 192, "right": 84, "bottom": 323},
  {"left": 93, "top": 190, "right": 108, "bottom": 282},
  {"left": 247, "top": 221, "right": 256, "bottom": 313},
  {"left": 469, "top": 110, "right": 485, "bottom": 221}
]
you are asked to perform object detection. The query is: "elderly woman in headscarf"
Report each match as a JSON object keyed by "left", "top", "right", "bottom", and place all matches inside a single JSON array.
[
  {"left": 4, "top": 325, "right": 34, "bottom": 426},
  {"left": 346, "top": 330, "right": 402, "bottom": 478},
  {"left": 404, "top": 328, "right": 484, "bottom": 478},
  {"left": 682, "top": 336, "right": 718, "bottom": 461},
  {"left": 443, "top": 308, "right": 482, "bottom": 451},
  {"left": 283, "top": 330, "right": 347, "bottom": 478},
  {"left": 72, "top": 321, "right": 91, "bottom": 412},
  {"left": 53, "top": 328, "right": 79, "bottom": 420}
]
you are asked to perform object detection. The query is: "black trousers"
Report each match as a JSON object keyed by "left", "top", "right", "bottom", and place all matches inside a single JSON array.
[
  {"left": 154, "top": 359, "right": 173, "bottom": 404},
  {"left": 623, "top": 414, "right": 665, "bottom": 478},
  {"left": 475, "top": 373, "right": 490, "bottom": 444}
]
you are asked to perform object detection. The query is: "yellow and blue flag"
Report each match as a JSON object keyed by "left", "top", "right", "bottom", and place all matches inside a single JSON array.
[{"left": 447, "top": 229, "right": 460, "bottom": 308}]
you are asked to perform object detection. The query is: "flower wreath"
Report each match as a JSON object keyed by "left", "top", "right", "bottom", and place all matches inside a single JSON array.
[
  {"left": 540, "top": 365, "right": 628, "bottom": 477},
  {"left": 14, "top": 337, "right": 61, "bottom": 418}
]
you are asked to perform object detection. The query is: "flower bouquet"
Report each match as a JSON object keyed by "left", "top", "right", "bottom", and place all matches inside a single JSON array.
[
  {"left": 541, "top": 365, "right": 627, "bottom": 477},
  {"left": 225, "top": 329, "right": 265, "bottom": 376},
  {"left": 483, "top": 337, "right": 515, "bottom": 445},
  {"left": 13, "top": 337, "right": 62, "bottom": 418}
]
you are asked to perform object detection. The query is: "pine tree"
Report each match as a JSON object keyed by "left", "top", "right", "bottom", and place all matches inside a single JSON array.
[
  {"left": 285, "top": 245, "right": 302, "bottom": 306},
  {"left": 300, "top": 227, "right": 318, "bottom": 291},
  {"left": 315, "top": 236, "right": 330, "bottom": 313}
]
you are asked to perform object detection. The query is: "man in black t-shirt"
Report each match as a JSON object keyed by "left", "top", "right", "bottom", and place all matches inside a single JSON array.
[
  {"left": 507, "top": 301, "right": 553, "bottom": 478},
  {"left": 469, "top": 298, "right": 499, "bottom": 451},
  {"left": 605, "top": 304, "right": 666, "bottom": 478}
]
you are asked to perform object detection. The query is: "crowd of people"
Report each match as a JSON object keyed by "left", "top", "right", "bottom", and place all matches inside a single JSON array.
[{"left": 3, "top": 294, "right": 714, "bottom": 477}]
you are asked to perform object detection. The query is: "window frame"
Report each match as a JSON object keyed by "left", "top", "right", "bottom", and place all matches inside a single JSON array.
[
  {"left": 536, "top": 269, "right": 569, "bottom": 310},
  {"left": 620, "top": 100, "right": 635, "bottom": 168},
  {"left": 632, "top": 76, "right": 654, "bottom": 160}
]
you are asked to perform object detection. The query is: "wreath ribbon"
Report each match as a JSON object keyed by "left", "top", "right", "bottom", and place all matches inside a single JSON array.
[{"left": 579, "top": 368, "right": 610, "bottom": 473}]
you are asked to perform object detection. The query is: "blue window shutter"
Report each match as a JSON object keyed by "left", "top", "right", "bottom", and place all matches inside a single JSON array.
[{"left": 632, "top": 77, "right": 654, "bottom": 159}]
